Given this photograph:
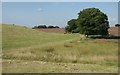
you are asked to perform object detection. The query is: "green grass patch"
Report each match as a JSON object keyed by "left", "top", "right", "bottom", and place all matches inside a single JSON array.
[{"left": 2, "top": 24, "right": 79, "bottom": 50}]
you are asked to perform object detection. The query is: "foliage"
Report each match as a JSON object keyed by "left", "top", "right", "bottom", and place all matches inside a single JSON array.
[
  {"left": 65, "top": 8, "right": 109, "bottom": 36},
  {"left": 65, "top": 19, "right": 78, "bottom": 33},
  {"left": 54, "top": 26, "right": 59, "bottom": 28},
  {"left": 32, "top": 25, "right": 47, "bottom": 28},
  {"left": 77, "top": 8, "right": 109, "bottom": 35},
  {"left": 33, "top": 25, "right": 60, "bottom": 28},
  {"left": 48, "top": 25, "right": 60, "bottom": 28},
  {"left": 48, "top": 25, "right": 55, "bottom": 28}
]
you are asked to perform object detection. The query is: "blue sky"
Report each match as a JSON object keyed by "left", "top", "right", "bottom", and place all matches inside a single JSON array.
[
  {"left": 1, "top": 0, "right": 119, "bottom": 2},
  {"left": 2, "top": 2, "right": 118, "bottom": 28}
]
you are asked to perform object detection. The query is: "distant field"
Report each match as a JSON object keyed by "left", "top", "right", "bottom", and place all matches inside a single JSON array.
[
  {"left": 35, "top": 26, "right": 119, "bottom": 36},
  {"left": 35, "top": 28, "right": 65, "bottom": 33},
  {"left": 2, "top": 24, "right": 118, "bottom": 73},
  {"left": 108, "top": 27, "right": 120, "bottom": 36}
]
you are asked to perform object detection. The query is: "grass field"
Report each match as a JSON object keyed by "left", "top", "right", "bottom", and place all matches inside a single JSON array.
[{"left": 2, "top": 24, "right": 118, "bottom": 73}]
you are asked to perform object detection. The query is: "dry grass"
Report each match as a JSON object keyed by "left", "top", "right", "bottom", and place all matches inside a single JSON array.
[
  {"left": 2, "top": 24, "right": 118, "bottom": 73},
  {"left": 3, "top": 60, "right": 117, "bottom": 73},
  {"left": 3, "top": 39, "right": 118, "bottom": 73}
]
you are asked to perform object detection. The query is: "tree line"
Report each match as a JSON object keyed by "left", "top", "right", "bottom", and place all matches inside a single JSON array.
[{"left": 32, "top": 25, "right": 60, "bottom": 29}]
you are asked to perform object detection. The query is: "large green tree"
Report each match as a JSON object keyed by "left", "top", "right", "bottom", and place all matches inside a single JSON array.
[
  {"left": 77, "top": 8, "right": 109, "bottom": 35},
  {"left": 65, "top": 8, "right": 109, "bottom": 35}
]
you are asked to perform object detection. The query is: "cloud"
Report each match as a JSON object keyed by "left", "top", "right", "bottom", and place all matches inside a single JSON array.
[{"left": 37, "top": 8, "right": 43, "bottom": 12}]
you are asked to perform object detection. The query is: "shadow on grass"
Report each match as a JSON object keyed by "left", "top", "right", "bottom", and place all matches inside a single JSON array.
[{"left": 88, "top": 35, "right": 120, "bottom": 39}]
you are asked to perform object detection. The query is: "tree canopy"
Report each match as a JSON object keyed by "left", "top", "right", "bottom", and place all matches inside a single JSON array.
[
  {"left": 65, "top": 19, "right": 78, "bottom": 33},
  {"left": 48, "top": 25, "right": 59, "bottom": 28},
  {"left": 65, "top": 8, "right": 109, "bottom": 35},
  {"left": 33, "top": 25, "right": 60, "bottom": 29}
]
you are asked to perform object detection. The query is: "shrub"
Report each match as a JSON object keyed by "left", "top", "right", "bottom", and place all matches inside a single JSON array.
[
  {"left": 55, "top": 26, "right": 59, "bottom": 28},
  {"left": 32, "top": 25, "right": 47, "bottom": 29},
  {"left": 48, "top": 25, "right": 55, "bottom": 28},
  {"left": 38, "top": 25, "right": 47, "bottom": 28}
]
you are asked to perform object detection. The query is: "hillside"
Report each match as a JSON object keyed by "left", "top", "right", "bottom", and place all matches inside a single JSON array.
[
  {"left": 2, "top": 24, "right": 78, "bottom": 50},
  {"left": 2, "top": 24, "right": 118, "bottom": 73}
]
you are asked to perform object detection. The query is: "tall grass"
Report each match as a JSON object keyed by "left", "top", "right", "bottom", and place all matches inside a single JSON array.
[
  {"left": 2, "top": 24, "right": 118, "bottom": 73},
  {"left": 3, "top": 38, "right": 118, "bottom": 66}
]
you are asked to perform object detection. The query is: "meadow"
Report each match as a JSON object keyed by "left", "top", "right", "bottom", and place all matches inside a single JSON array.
[{"left": 2, "top": 24, "right": 118, "bottom": 73}]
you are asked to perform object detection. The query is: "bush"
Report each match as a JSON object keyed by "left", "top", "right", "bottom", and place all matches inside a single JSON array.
[
  {"left": 48, "top": 25, "right": 60, "bottom": 28},
  {"left": 55, "top": 26, "right": 59, "bottom": 28},
  {"left": 32, "top": 25, "right": 47, "bottom": 29},
  {"left": 48, "top": 25, "right": 55, "bottom": 28},
  {"left": 38, "top": 25, "right": 47, "bottom": 28}
]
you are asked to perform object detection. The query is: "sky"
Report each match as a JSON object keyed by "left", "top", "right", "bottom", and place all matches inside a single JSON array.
[
  {"left": 2, "top": 2, "right": 118, "bottom": 28},
  {"left": 1, "top": 0, "right": 120, "bottom": 2}
]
